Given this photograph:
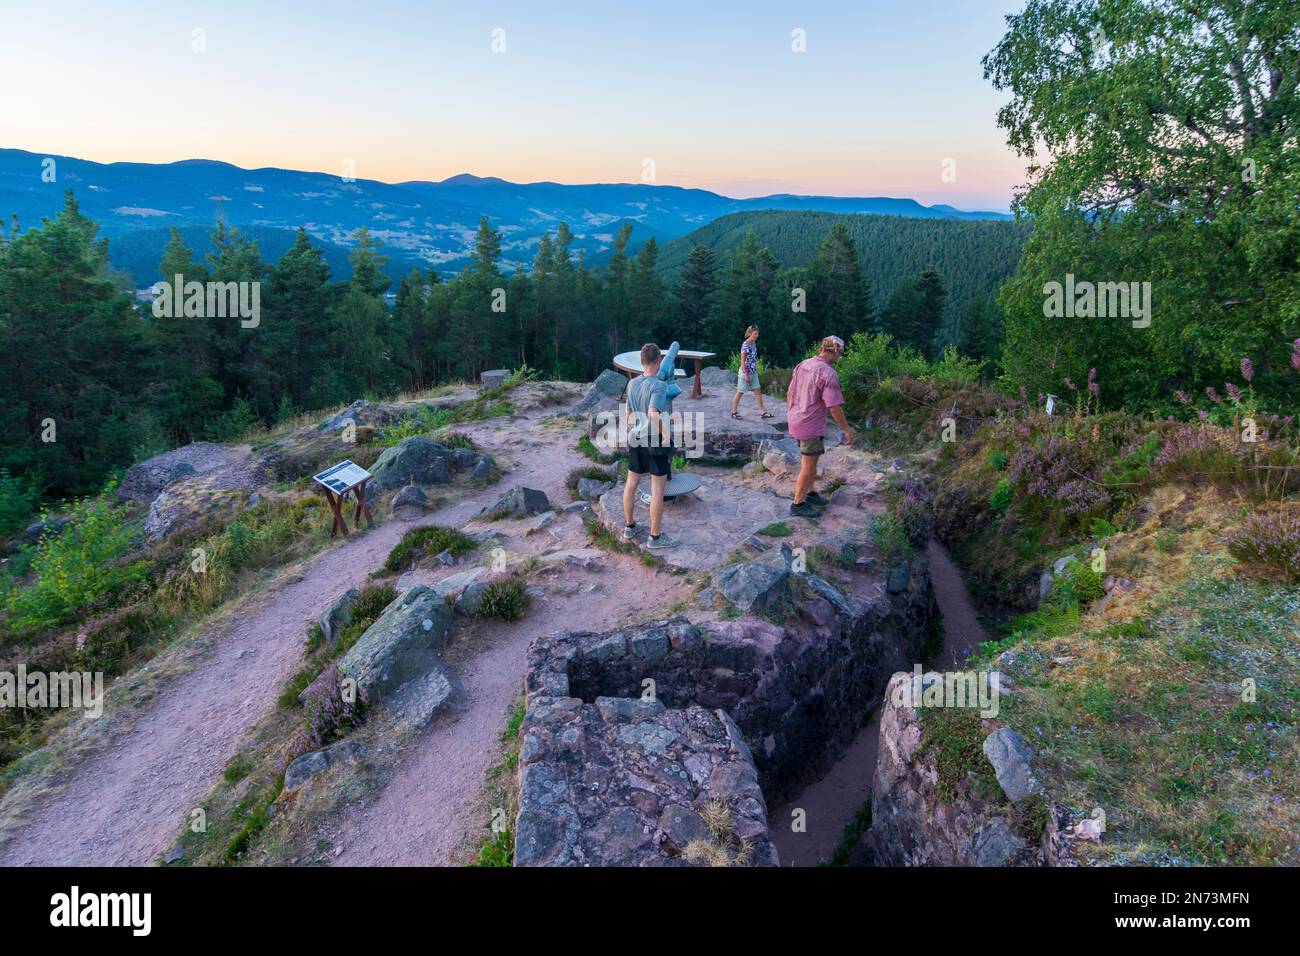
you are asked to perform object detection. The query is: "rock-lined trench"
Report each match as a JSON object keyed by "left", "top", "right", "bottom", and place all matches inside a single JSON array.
[{"left": 515, "top": 549, "right": 934, "bottom": 866}]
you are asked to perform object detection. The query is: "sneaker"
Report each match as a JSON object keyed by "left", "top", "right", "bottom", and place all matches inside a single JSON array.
[
  {"left": 639, "top": 491, "right": 652, "bottom": 505},
  {"left": 805, "top": 491, "right": 831, "bottom": 507},
  {"left": 789, "top": 501, "right": 822, "bottom": 519},
  {"left": 622, "top": 523, "right": 637, "bottom": 540},
  {"left": 646, "top": 533, "right": 679, "bottom": 550}
]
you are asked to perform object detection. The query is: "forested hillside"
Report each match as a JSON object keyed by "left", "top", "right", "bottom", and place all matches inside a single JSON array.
[
  {"left": 0, "top": 193, "right": 1013, "bottom": 507},
  {"left": 658, "top": 210, "right": 1031, "bottom": 331}
]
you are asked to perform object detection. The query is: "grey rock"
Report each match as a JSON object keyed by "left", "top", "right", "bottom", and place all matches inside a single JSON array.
[
  {"left": 368, "top": 437, "right": 454, "bottom": 493},
  {"left": 983, "top": 727, "right": 1044, "bottom": 802},
  {"left": 390, "top": 483, "right": 429, "bottom": 513},
  {"left": 712, "top": 561, "right": 790, "bottom": 614},
  {"left": 454, "top": 580, "right": 492, "bottom": 616},
  {"left": 1052, "top": 555, "right": 1079, "bottom": 577},
  {"left": 469, "top": 457, "right": 494, "bottom": 482},
  {"left": 22, "top": 515, "right": 69, "bottom": 545},
  {"left": 163, "top": 845, "right": 184, "bottom": 865},
  {"left": 482, "top": 486, "right": 552, "bottom": 520},
  {"left": 480, "top": 369, "right": 508, "bottom": 390},
  {"left": 577, "top": 477, "right": 614, "bottom": 500},
  {"left": 524, "top": 511, "right": 557, "bottom": 535},
  {"left": 282, "top": 739, "right": 365, "bottom": 793},
  {"left": 573, "top": 368, "right": 627, "bottom": 414},
  {"left": 758, "top": 437, "right": 800, "bottom": 475},
  {"left": 318, "top": 587, "right": 359, "bottom": 647},
  {"left": 384, "top": 663, "right": 460, "bottom": 727},
  {"left": 887, "top": 562, "right": 910, "bottom": 593},
  {"left": 1038, "top": 569, "right": 1055, "bottom": 603},
  {"left": 336, "top": 585, "right": 453, "bottom": 701},
  {"left": 168, "top": 461, "right": 198, "bottom": 482},
  {"left": 563, "top": 500, "right": 593, "bottom": 516},
  {"left": 320, "top": 399, "right": 391, "bottom": 433}
]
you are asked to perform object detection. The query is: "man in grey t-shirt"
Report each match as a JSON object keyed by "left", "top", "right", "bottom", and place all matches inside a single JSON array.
[{"left": 622, "top": 343, "right": 677, "bottom": 549}]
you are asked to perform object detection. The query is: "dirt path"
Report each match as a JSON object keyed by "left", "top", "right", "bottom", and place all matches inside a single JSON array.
[
  {"left": 328, "top": 549, "right": 689, "bottom": 866},
  {"left": 770, "top": 539, "right": 987, "bottom": 866},
  {"left": 0, "top": 394, "right": 584, "bottom": 867}
]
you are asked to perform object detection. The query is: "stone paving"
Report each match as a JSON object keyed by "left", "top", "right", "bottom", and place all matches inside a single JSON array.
[{"left": 593, "top": 445, "right": 888, "bottom": 573}]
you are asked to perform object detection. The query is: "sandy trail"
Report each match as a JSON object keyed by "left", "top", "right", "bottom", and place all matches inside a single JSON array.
[
  {"left": 0, "top": 396, "right": 583, "bottom": 867},
  {"left": 770, "top": 539, "right": 987, "bottom": 866},
  {"left": 329, "top": 544, "right": 688, "bottom": 866}
]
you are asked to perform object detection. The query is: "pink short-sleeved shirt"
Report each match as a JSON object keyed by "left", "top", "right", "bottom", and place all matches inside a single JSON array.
[{"left": 786, "top": 356, "right": 845, "bottom": 440}]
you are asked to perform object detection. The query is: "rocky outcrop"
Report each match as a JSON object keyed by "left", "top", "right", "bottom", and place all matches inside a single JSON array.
[
  {"left": 336, "top": 585, "right": 460, "bottom": 727},
  {"left": 852, "top": 673, "right": 1076, "bottom": 867},
  {"left": 515, "top": 698, "right": 776, "bottom": 867},
  {"left": 143, "top": 475, "right": 255, "bottom": 541},
  {"left": 120, "top": 442, "right": 269, "bottom": 504},
  {"left": 572, "top": 369, "right": 627, "bottom": 414},
  {"left": 368, "top": 437, "right": 493, "bottom": 494}
]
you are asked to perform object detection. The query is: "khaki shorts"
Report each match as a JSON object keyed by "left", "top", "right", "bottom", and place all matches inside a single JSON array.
[{"left": 797, "top": 436, "right": 825, "bottom": 456}]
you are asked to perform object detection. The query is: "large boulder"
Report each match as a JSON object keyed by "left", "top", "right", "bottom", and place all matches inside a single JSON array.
[
  {"left": 390, "top": 484, "right": 429, "bottom": 516},
  {"left": 573, "top": 369, "right": 626, "bottom": 414},
  {"left": 710, "top": 549, "right": 793, "bottom": 615},
  {"left": 368, "top": 437, "right": 454, "bottom": 492},
  {"left": 480, "top": 369, "right": 508, "bottom": 390},
  {"left": 336, "top": 585, "right": 454, "bottom": 708},
  {"left": 482, "top": 486, "right": 552, "bottom": 520}
]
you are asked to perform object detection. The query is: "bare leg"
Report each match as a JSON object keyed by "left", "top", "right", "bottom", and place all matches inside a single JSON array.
[
  {"left": 731, "top": 390, "right": 742, "bottom": 414},
  {"left": 649, "top": 473, "right": 667, "bottom": 536},
  {"left": 794, "top": 454, "right": 819, "bottom": 504},
  {"left": 623, "top": 471, "right": 642, "bottom": 525},
  {"left": 755, "top": 387, "right": 766, "bottom": 413}
]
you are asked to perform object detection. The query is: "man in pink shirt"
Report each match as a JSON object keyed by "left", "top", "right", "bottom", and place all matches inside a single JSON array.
[{"left": 785, "top": 336, "right": 855, "bottom": 518}]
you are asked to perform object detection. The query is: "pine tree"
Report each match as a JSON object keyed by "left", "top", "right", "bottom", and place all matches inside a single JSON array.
[
  {"left": 673, "top": 244, "right": 718, "bottom": 347},
  {"left": 809, "top": 221, "right": 871, "bottom": 340}
]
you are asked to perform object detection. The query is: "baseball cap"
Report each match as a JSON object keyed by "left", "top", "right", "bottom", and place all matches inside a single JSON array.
[{"left": 822, "top": 335, "right": 846, "bottom": 353}]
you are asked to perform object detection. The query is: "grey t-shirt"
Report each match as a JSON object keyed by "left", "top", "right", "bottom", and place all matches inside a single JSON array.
[{"left": 626, "top": 374, "right": 669, "bottom": 449}]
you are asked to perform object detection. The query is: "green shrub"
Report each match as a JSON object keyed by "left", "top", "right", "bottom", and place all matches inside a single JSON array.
[
  {"left": 475, "top": 577, "right": 530, "bottom": 621},
  {"left": 0, "top": 470, "right": 39, "bottom": 537},
  {"left": 383, "top": 525, "right": 477, "bottom": 573},
  {"left": 3, "top": 492, "right": 148, "bottom": 632},
  {"left": 989, "top": 478, "right": 1013, "bottom": 512},
  {"left": 869, "top": 513, "right": 913, "bottom": 561},
  {"left": 988, "top": 451, "right": 1009, "bottom": 471}
]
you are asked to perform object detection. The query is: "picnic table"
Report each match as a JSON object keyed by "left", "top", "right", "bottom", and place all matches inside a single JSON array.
[{"left": 612, "top": 349, "right": 717, "bottom": 399}]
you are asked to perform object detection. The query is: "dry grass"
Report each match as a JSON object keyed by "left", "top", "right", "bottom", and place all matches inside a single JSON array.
[{"left": 683, "top": 798, "right": 753, "bottom": 867}]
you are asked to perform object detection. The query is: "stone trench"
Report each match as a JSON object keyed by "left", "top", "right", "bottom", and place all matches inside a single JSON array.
[{"left": 514, "top": 549, "right": 935, "bottom": 866}]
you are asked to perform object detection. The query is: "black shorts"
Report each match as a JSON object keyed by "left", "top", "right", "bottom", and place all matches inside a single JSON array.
[{"left": 627, "top": 445, "right": 671, "bottom": 477}]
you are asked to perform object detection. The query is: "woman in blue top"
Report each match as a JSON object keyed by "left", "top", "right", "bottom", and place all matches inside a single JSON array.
[{"left": 731, "top": 325, "right": 772, "bottom": 419}]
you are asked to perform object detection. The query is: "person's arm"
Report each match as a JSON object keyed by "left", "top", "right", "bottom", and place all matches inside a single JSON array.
[
  {"left": 658, "top": 341, "right": 680, "bottom": 382},
  {"left": 649, "top": 381, "right": 671, "bottom": 444},
  {"left": 829, "top": 404, "right": 855, "bottom": 445}
]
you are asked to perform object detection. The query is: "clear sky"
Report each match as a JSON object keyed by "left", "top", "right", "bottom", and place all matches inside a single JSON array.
[{"left": 0, "top": 0, "right": 1029, "bottom": 210}]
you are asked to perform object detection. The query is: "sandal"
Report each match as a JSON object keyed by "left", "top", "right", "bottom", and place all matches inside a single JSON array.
[
  {"left": 731, "top": 412, "right": 743, "bottom": 419},
  {"left": 760, "top": 411, "right": 774, "bottom": 419}
]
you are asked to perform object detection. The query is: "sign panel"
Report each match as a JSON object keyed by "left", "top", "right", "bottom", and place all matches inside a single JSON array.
[{"left": 313, "top": 459, "right": 372, "bottom": 495}]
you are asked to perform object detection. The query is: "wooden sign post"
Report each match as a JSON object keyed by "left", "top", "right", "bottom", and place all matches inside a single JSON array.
[{"left": 313, "top": 460, "right": 375, "bottom": 537}]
